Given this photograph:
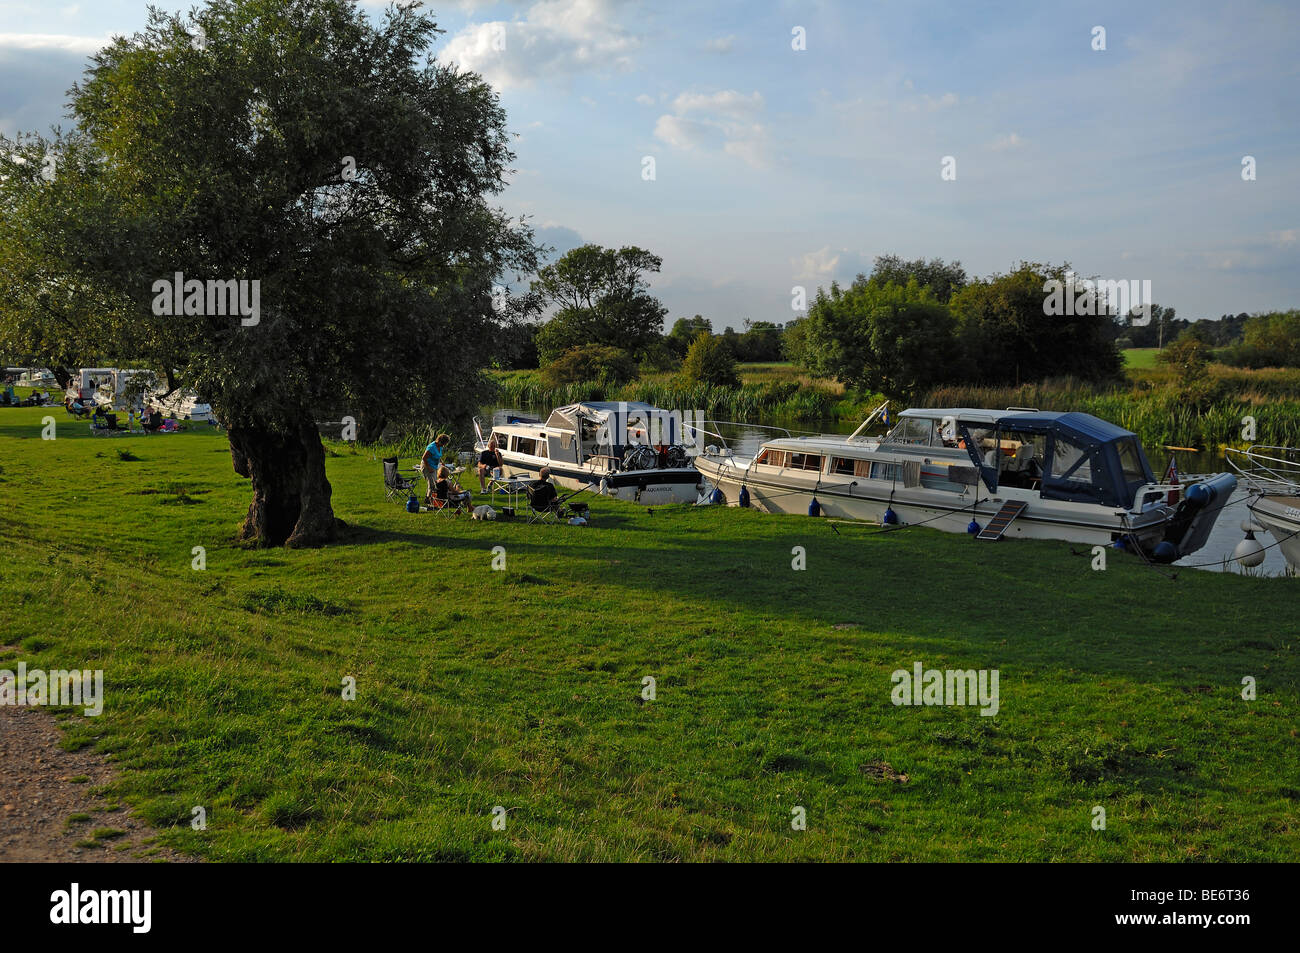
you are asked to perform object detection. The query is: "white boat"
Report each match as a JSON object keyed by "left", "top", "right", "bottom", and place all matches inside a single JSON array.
[
  {"left": 477, "top": 401, "right": 704, "bottom": 505},
  {"left": 695, "top": 404, "right": 1236, "bottom": 562},
  {"left": 1227, "top": 445, "right": 1300, "bottom": 572},
  {"left": 65, "top": 367, "right": 214, "bottom": 421}
]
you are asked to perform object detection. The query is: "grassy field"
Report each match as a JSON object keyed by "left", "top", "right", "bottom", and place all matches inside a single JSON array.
[
  {"left": 1123, "top": 348, "right": 1161, "bottom": 370},
  {"left": 0, "top": 404, "right": 1297, "bottom": 861}
]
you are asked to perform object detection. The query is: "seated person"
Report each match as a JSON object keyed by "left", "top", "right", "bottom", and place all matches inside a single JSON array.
[
  {"left": 91, "top": 405, "right": 109, "bottom": 428},
  {"left": 526, "top": 467, "right": 560, "bottom": 511},
  {"left": 434, "top": 465, "right": 473, "bottom": 510},
  {"left": 477, "top": 437, "right": 504, "bottom": 492},
  {"left": 142, "top": 406, "right": 163, "bottom": 433}
]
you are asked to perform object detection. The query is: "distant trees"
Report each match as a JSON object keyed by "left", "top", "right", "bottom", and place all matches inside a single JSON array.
[
  {"left": 680, "top": 330, "right": 739, "bottom": 386},
  {"left": 540, "top": 344, "right": 637, "bottom": 387},
  {"left": 532, "top": 244, "right": 667, "bottom": 364},
  {"left": 665, "top": 316, "right": 711, "bottom": 358},
  {"left": 801, "top": 278, "right": 956, "bottom": 396},
  {"left": 797, "top": 258, "right": 1122, "bottom": 398},
  {"left": 866, "top": 254, "right": 967, "bottom": 303},
  {"left": 950, "top": 262, "right": 1123, "bottom": 385},
  {"left": 1220, "top": 311, "right": 1300, "bottom": 368}
]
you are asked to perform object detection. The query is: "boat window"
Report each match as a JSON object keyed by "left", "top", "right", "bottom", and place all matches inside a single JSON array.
[
  {"left": 789, "top": 452, "right": 823, "bottom": 471},
  {"left": 756, "top": 448, "right": 789, "bottom": 467},
  {"left": 491, "top": 432, "right": 511, "bottom": 452},
  {"left": 1049, "top": 434, "right": 1093, "bottom": 485},
  {"left": 1116, "top": 438, "right": 1147, "bottom": 486},
  {"left": 884, "top": 417, "right": 934, "bottom": 446},
  {"left": 515, "top": 436, "right": 539, "bottom": 456},
  {"left": 832, "top": 458, "right": 873, "bottom": 477},
  {"left": 535, "top": 436, "right": 548, "bottom": 460},
  {"left": 870, "top": 461, "right": 900, "bottom": 481}
]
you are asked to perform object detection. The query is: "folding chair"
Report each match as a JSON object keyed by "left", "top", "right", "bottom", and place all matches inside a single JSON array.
[
  {"left": 430, "top": 480, "right": 473, "bottom": 517},
  {"left": 524, "top": 481, "right": 565, "bottom": 524},
  {"left": 383, "top": 456, "right": 417, "bottom": 503}
]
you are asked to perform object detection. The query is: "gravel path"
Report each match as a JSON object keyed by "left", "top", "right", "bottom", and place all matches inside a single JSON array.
[{"left": 0, "top": 668, "right": 195, "bottom": 863}]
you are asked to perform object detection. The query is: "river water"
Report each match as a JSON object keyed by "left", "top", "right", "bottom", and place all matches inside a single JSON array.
[{"left": 486, "top": 406, "right": 1291, "bottom": 577}]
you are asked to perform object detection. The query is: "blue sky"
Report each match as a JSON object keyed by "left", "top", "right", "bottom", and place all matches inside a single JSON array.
[{"left": 1, "top": 0, "right": 1297, "bottom": 328}]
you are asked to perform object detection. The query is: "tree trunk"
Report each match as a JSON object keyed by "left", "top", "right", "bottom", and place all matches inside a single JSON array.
[
  {"left": 227, "top": 418, "right": 342, "bottom": 547},
  {"left": 51, "top": 366, "right": 73, "bottom": 390}
]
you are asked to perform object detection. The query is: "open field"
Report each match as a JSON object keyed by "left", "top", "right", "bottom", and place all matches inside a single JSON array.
[
  {"left": 1123, "top": 348, "right": 1162, "bottom": 370},
  {"left": 0, "top": 404, "right": 1297, "bottom": 861}
]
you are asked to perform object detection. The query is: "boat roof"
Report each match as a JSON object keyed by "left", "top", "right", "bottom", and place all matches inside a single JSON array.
[{"left": 760, "top": 408, "right": 1139, "bottom": 451}]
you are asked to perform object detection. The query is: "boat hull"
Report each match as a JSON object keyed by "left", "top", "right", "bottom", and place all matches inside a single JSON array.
[
  {"left": 1249, "top": 495, "right": 1300, "bottom": 572},
  {"left": 498, "top": 456, "right": 702, "bottom": 505},
  {"left": 697, "top": 456, "right": 1168, "bottom": 548}
]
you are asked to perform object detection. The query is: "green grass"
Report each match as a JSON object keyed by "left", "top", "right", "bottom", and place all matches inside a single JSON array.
[
  {"left": 1123, "top": 348, "right": 1161, "bottom": 370},
  {"left": 0, "top": 405, "right": 1297, "bottom": 861}
]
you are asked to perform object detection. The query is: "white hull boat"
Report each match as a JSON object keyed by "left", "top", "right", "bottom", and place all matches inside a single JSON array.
[
  {"left": 696, "top": 404, "right": 1236, "bottom": 561},
  {"left": 1227, "top": 445, "right": 1300, "bottom": 573},
  {"left": 477, "top": 402, "right": 704, "bottom": 505}
]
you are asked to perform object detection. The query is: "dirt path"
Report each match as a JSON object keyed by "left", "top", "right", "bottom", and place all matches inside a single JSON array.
[{"left": 0, "top": 669, "right": 195, "bottom": 863}]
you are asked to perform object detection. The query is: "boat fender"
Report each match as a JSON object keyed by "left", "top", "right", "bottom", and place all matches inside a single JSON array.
[
  {"left": 1233, "top": 531, "right": 1265, "bottom": 568},
  {"left": 883, "top": 506, "right": 898, "bottom": 525},
  {"left": 1152, "top": 541, "right": 1178, "bottom": 563},
  {"left": 808, "top": 497, "right": 821, "bottom": 517},
  {"left": 709, "top": 488, "right": 725, "bottom": 506},
  {"left": 966, "top": 519, "right": 980, "bottom": 535},
  {"left": 1112, "top": 536, "right": 1129, "bottom": 551},
  {"left": 738, "top": 486, "right": 750, "bottom": 508}
]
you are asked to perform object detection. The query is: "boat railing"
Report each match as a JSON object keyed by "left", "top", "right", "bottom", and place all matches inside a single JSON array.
[
  {"left": 689, "top": 419, "right": 801, "bottom": 457},
  {"left": 1226, "top": 445, "right": 1300, "bottom": 494}
]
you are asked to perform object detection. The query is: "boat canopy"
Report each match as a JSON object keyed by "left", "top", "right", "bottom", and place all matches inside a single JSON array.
[
  {"left": 545, "top": 401, "right": 686, "bottom": 451},
  {"left": 959, "top": 411, "right": 1156, "bottom": 508}
]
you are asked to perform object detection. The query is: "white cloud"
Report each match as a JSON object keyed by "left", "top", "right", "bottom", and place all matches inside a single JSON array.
[
  {"left": 791, "top": 246, "right": 873, "bottom": 283},
  {"left": 442, "top": 0, "right": 638, "bottom": 90},
  {"left": 635, "top": 93, "right": 654, "bottom": 106},
  {"left": 0, "top": 33, "right": 111, "bottom": 54},
  {"left": 653, "top": 89, "right": 769, "bottom": 167},
  {"left": 671, "top": 89, "right": 764, "bottom": 118},
  {"left": 705, "top": 34, "right": 735, "bottom": 53},
  {"left": 990, "top": 132, "right": 1025, "bottom": 151}
]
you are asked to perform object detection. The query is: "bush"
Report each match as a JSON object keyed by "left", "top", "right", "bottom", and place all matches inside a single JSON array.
[
  {"left": 679, "top": 331, "right": 739, "bottom": 387},
  {"left": 541, "top": 345, "right": 637, "bottom": 388}
]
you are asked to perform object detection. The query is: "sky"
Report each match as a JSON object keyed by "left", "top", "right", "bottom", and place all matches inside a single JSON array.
[{"left": 1, "top": 0, "right": 1297, "bottom": 329}]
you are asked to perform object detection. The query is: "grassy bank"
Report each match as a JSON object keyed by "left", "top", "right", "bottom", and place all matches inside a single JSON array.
[{"left": 0, "top": 405, "right": 1297, "bottom": 861}]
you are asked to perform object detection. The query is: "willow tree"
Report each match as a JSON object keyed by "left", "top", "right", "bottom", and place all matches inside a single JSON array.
[{"left": 0, "top": 0, "right": 537, "bottom": 546}]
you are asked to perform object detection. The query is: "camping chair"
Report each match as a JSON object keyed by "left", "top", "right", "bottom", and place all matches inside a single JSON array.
[
  {"left": 524, "top": 481, "right": 572, "bottom": 524},
  {"left": 430, "top": 477, "right": 473, "bottom": 517},
  {"left": 383, "top": 456, "right": 416, "bottom": 503}
]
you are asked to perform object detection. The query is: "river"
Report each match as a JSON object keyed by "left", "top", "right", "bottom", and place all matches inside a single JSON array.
[{"left": 486, "top": 405, "right": 1291, "bottom": 577}]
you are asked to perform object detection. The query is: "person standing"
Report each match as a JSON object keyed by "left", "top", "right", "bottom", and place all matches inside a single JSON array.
[{"left": 420, "top": 433, "right": 451, "bottom": 503}]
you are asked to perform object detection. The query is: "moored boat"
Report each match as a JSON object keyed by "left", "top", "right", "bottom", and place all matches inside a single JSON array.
[
  {"left": 477, "top": 401, "right": 704, "bottom": 505},
  {"left": 696, "top": 404, "right": 1236, "bottom": 561},
  {"left": 1227, "top": 445, "right": 1300, "bottom": 573}
]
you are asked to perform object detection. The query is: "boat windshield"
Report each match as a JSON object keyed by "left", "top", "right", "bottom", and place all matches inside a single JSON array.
[{"left": 883, "top": 417, "right": 936, "bottom": 446}]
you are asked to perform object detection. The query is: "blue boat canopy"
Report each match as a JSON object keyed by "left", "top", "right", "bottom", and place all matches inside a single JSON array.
[{"left": 957, "top": 411, "right": 1156, "bottom": 508}]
